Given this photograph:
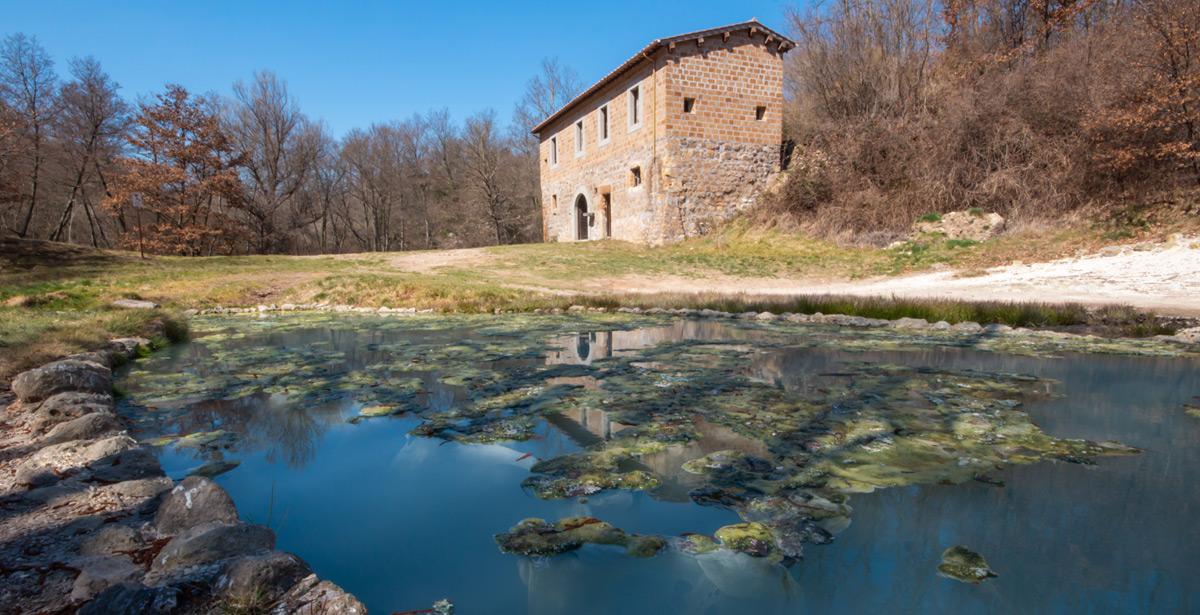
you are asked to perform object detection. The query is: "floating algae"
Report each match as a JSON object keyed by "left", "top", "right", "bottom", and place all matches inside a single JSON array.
[
  {"left": 937, "top": 545, "right": 998, "bottom": 583},
  {"left": 714, "top": 522, "right": 781, "bottom": 561},
  {"left": 117, "top": 312, "right": 1176, "bottom": 572},
  {"left": 494, "top": 517, "right": 665, "bottom": 558}
]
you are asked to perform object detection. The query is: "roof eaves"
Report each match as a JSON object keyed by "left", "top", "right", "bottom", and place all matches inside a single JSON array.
[{"left": 530, "top": 20, "right": 793, "bottom": 135}]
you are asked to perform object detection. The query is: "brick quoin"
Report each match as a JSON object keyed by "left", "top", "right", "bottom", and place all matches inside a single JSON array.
[{"left": 531, "top": 20, "right": 794, "bottom": 245}]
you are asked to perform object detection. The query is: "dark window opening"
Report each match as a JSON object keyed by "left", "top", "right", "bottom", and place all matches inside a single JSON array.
[
  {"left": 630, "top": 166, "right": 642, "bottom": 187},
  {"left": 683, "top": 97, "right": 695, "bottom": 113},
  {"left": 600, "top": 105, "right": 609, "bottom": 140},
  {"left": 755, "top": 105, "right": 767, "bottom": 121},
  {"left": 630, "top": 86, "right": 641, "bottom": 125}
]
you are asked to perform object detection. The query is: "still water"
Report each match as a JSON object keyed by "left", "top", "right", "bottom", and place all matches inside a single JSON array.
[{"left": 117, "top": 314, "right": 1200, "bottom": 614}]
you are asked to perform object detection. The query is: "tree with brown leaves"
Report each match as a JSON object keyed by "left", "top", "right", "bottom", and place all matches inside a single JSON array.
[{"left": 105, "top": 85, "right": 245, "bottom": 255}]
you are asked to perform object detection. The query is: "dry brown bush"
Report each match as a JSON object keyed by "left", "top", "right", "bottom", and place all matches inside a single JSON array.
[{"left": 767, "top": 0, "right": 1200, "bottom": 242}]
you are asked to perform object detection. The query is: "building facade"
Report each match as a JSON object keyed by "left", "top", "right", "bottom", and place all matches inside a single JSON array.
[{"left": 532, "top": 21, "right": 794, "bottom": 245}]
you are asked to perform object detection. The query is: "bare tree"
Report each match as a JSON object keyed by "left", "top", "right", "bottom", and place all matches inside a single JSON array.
[
  {"left": 510, "top": 58, "right": 582, "bottom": 156},
  {"left": 228, "top": 71, "right": 323, "bottom": 252},
  {"left": 0, "top": 34, "right": 58, "bottom": 237},
  {"left": 463, "top": 109, "right": 517, "bottom": 244},
  {"left": 50, "top": 57, "right": 128, "bottom": 245}
]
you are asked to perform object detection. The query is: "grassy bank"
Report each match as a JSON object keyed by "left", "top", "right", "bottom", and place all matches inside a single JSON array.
[{"left": 0, "top": 228, "right": 1177, "bottom": 382}]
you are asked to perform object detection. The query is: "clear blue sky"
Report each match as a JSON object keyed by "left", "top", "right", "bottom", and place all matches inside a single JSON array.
[{"left": 2, "top": 0, "right": 796, "bottom": 136}]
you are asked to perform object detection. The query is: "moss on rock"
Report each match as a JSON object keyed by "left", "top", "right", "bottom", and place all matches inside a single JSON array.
[{"left": 937, "top": 545, "right": 998, "bottom": 583}]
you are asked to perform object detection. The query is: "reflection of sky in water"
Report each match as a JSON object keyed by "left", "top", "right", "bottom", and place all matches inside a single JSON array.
[{"left": 120, "top": 316, "right": 1200, "bottom": 614}]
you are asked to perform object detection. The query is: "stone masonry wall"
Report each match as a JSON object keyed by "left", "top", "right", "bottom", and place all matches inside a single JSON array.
[
  {"left": 655, "top": 31, "right": 785, "bottom": 242},
  {"left": 538, "top": 28, "right": 786, "bottom": 245},
  {"left": 538, "top": 56, "right": 666, "bottom": 244}
]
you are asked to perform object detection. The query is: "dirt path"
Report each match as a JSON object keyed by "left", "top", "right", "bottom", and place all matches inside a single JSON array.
[
  {"left": 598, "top": 237, "right": 1200, "bottom": 316},
  {"left": 389, "top": 247, "right": 495, "bottom": 272},
  {"left": 383, "top": 236, "right": 1200, "bottom": 317}
]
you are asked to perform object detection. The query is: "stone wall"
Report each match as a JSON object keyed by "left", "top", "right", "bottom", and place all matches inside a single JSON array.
[
  {"left": 537, "top": 55, "right": 665, "bottom": 244},
  {"left": 537, "top": 27, "right": 786, "bottom": 245}
]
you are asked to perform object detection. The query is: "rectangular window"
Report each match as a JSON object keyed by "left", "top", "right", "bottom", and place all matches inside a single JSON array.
[
  {"left": 630, "top": 166, "right": 642, "bottom": 187},
  {"left": 550, "top": 137, "right": 557, "bottom": 165},
  {"left": 575, "top": 120, "right": 584, "bottom": 154},
  {"left": 755, "top": 105, "right": 767, "bottom": 121},
  {"left": 599, "top": 105, "right": 609, "bottom": 142},
  {"left": 628, "top": 85, "right": 641, "bottom": 128},
  {"left": 683, "top": 97, "right": 696, "bottom": 114}
]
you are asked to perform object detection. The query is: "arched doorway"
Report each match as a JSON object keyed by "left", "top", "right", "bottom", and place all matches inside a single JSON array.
[{"left": 574, "top": 194, "right": 589, "bottom": 240}]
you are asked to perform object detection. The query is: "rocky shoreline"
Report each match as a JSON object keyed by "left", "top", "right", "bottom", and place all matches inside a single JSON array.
[{"left": 0, "top": 338, "right": 366, "bottom": 614}]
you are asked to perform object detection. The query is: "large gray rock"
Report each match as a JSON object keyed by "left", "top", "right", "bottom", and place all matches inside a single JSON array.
[
  {"left": 69, "top": 555, "right": 142, "bottom": 602},
  {"left": 14, "top": 463, "right": 58, "bottom": 488},
  {"left": 152, "top": 522, "right": 275, "bottom": 575},
  {"left": 107, "top": 476, "right": 174, "bottom": 501},
  {"left": 1174, "top": 326, "right": 1200, "bottom": 344},
  {"left": 80, "top": 524, "right": 145, "bottom": 557},
  {"left": 217, "top": 551, "right": 312, "bottom": 604},
  {"left": 41, "top": 412, "right": 122, "bottom": 445},
  {"left": 79, "top": 582, "right": 178, "bottom": 614},
  {"left": 154, "top": 476, "right": 239, "bottom": 535},
  {"left": 912, "top": 210, "right": 1006, "bottom": 242},
  {"left": 20, "top": 435, "right": 136, "bottom": 474},
  {"left": 28, "top": 392, "right": 114, "bottom": 432},
  {"left": 11, "top": 359, "right": 111, "bottom": 403},
  {"left": 111, "top": 298, "right": 159, "bottom": 309},
  {"left": 273, "top": 574, "right": 367, "bottom": 615},
  {"left": 12, "top": 436, "right": 162, "bottom": 491},
  {"left": 87, "top": 447, "right": 163, "bottom": 484}
]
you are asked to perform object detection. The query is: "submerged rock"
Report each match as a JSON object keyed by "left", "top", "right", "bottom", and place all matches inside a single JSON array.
[
  {"left": 714, "top": 522, "right": 779, "bottom": 560},
  {"left": 495, "top": 517, "right": 665, "bottom": 558},
  {"left": 189, "top": 459, "right": 241, "bottom": 478},
  {"left": 677, "top": 533, "right": 720, "bottom": 554},
  {"left": 937, "top": 545, "right": 998, "bottom": 583},
  {"left": 522, "top": 469, "right": 659, "bottom": 499}
]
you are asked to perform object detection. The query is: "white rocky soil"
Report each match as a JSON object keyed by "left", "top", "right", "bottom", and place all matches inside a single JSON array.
[{"left": 819, "top": 235, "right": 1200, "bottom": 316}]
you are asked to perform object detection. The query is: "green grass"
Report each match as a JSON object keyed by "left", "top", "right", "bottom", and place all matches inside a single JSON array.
[{"left": 0, "top": 225, "right": 1175, "bottom": 381}]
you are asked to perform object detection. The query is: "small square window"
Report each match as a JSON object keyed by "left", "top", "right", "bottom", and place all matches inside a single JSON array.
[
  {"left": 630, "top": 166, "right": 642, "bottom": 187},
  {"left": 755, "top": 105, "right": 767, "bottom": 121},
  {"left": 683, "top": 97, "right": 696, "bottom": 114}
]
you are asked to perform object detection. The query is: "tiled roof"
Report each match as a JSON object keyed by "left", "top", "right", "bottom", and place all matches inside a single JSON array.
[{"left": 530, "top": 20, "right": 794, "bottom": 135}]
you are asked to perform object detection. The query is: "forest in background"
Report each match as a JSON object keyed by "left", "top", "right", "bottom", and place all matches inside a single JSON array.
[
  {"left": 772, "top": 0, "right": 1199, "bottom": 240},
  {"left": 0, "top": 33, "right": 583, "bottom": 255},
  {"left": 1, "top": 0, "right": 1197, "bottom": 255}
]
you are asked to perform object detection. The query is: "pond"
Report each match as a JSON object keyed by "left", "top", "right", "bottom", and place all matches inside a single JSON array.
[{"left": 116, "top": 313, "right": 1200, "bottom": 614}]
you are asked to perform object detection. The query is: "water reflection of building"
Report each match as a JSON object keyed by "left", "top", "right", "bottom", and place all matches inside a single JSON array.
[{"left": 544, "top": 320, "right": 741, "bottom": 366}]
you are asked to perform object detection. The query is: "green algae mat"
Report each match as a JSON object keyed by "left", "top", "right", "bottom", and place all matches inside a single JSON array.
[{"left": 116, "top": 313, "right": 1200, "bottom": 613}]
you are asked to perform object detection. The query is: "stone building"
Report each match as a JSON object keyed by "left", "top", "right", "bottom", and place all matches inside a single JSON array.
[{"left": 532, "top": 20, "right": 794, "bottom": 245}]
